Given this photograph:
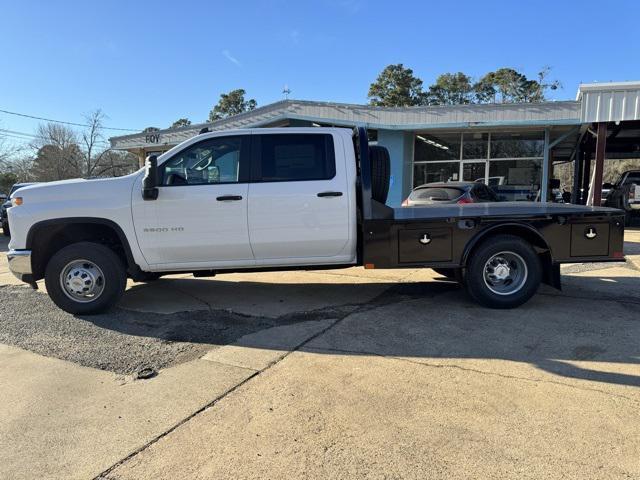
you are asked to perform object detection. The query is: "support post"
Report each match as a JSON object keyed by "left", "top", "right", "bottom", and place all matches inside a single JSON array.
[
  {"left": 540, "top": 128, "right": 550, "bottom": 202},
  {"left": 581, "top": 150, "right": 591, "bottom": 205},
  {"left": 592, "top": 122, "right": 607, "bottom": 207},
  {"left": 571, "top": 145, "right": 582, "bottom": 204}
]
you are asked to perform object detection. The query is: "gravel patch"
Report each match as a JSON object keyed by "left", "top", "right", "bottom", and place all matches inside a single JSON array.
[{"left": 0, "top": 285, "right": 324, "bottom": 375}]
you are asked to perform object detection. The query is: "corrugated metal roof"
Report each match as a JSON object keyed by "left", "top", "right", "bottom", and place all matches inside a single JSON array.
[
  {"left": 109, "top": 99, "right": 581, "bottom": 151},
  {"left": 577, "top": 81, "right": 640, "bottom": 123}
]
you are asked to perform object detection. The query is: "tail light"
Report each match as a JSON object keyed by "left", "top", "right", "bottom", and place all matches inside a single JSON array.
[
  {"left": 457, "top": 197, "right": 473, "bottom": 205},
  {"left": 401, "top": 198, "right": 409, "bottom": 206}
]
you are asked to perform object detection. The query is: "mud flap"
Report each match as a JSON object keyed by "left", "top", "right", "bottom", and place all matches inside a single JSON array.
[{"left": 543, "top": 263, "right": 562, "bottom": 291}]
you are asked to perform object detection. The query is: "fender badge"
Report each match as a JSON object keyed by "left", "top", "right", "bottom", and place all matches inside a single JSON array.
[
  {"left": 419, "top": 233, "right": 432, "bottom": 245},
  {"left": 585, "top": 227, "right": 597, "bottom": 240}
]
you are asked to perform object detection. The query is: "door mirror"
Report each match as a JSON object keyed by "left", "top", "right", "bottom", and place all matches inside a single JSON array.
[{"left": 142, "top": 155, "right": 159, "bottom": 200}]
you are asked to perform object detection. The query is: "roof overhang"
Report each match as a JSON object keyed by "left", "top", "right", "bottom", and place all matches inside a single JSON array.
[{"left": 109, "top": 99, "right": 581, "bottom": 151}]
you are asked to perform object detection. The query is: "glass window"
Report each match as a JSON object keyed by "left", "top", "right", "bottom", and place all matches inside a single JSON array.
[
  {"left": 414, "top": 133, "right": 460, "bottom": 162},
  {"left": 462, "top": 162, "right": 486, "bottom": 182},
  {"left": 488, "top": 159, "right": 542, "bottom": 201},
  {"left": 258, "top": 134, "right": 335, "bottom": 182},
  {"left": 490, "top": 132, "right": 544, "bottom": 158},
  {"left": 463, "top": 133, "right": 488, "bottom": 159},
  {"left": 161, "top": 137, "right": 243, "bottom": 186},
  {"left": 622, "top": 173, "right": 640, "bottom": 185},
  {"left": 414, "top": 162, "right": 459, "bottom": 185},
  {"left": 410, "top": 186, "right": 463, "bottom": 201}
]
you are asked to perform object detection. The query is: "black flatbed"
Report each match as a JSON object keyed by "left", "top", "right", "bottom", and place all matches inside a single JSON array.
[{"left": 389, "top": 202, "right": 623, "bottom": 221}]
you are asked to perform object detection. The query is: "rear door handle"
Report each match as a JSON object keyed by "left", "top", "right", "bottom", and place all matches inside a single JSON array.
[
  {"left": 317, "top": 191, "right": 343, "bottom": 197},
  {"left": 216, "top": 195, "right": 243, "bottom": 201}
]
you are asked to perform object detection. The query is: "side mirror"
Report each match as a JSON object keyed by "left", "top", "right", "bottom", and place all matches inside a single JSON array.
[{"left": 142, "top": 155, "right": 159, "bottom": 200}]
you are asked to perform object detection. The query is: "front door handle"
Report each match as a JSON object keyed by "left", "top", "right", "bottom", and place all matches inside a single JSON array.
[
  {"left": 216, "top": 195, "right": 243, "bottom": 201},
  {"left": 317, "top": 191, "right": 343, "bottom": 197}
]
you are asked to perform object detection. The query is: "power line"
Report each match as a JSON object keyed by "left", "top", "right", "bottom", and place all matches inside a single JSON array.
[
  {"left": 0, "top": 128, "right": 110, "bottom": 147},
  {"left": 0, "top": 108, "right": 140, "bottom": 132}
]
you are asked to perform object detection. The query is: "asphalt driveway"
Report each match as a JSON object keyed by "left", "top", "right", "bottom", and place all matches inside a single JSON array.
[{"left": 1, "top": 232, "right": 640, "bottom": 479}]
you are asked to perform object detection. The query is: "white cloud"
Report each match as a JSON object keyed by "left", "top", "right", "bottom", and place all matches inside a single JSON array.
[{"left": 222, "top": 49, "right": 241, "bottom": 67}]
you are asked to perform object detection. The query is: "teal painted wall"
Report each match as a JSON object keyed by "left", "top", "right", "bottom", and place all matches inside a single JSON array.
[{"left": 377, "top": 129, "right": 414, "bottom": 206}]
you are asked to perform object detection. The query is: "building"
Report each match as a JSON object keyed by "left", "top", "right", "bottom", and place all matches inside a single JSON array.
[{"left": 110, "top": 81, "right": 640, "bottom": 206}]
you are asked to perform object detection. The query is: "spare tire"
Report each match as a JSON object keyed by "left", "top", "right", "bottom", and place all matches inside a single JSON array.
[{"left": 369, "top": 145, "right": 390, "bottom": 204}]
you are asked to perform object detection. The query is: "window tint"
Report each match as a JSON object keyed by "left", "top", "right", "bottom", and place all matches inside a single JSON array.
[
  {"left": 257, "top": 134, "right": 335, "bottom": 182},
  {"left": 161, "top": 137, "right": 244, "bottom": 186}
]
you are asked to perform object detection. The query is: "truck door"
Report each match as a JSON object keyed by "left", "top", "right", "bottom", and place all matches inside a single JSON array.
[
  {"left": 247, "top": 132, "right": 353, "bottom": 265},
  {"left": 132, "top": 135, "right": 254, "bottom": 268}
]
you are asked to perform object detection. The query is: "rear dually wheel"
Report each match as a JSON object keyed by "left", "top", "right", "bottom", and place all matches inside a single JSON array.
[{"left": 465, "top": 235, "right": 542, "bottom": 309}]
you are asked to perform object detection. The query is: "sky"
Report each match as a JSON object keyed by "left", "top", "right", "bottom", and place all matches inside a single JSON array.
[{"left": 1, "top": 0, "right": 639, "bottom": 145}]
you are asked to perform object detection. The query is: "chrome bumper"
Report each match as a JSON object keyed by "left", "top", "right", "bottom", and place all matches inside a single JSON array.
[{"left": 7, "top": 249, "right": 32, "bottom": 282}]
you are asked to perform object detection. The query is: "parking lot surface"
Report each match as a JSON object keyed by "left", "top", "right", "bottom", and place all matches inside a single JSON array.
[{"left": 1, "top": 232, "right": 640, "bottom": 479}]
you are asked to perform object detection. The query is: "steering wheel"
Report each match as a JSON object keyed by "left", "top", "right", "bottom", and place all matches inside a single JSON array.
[{"left": 193, "top": 155, "right": 213, "bottom": 171}]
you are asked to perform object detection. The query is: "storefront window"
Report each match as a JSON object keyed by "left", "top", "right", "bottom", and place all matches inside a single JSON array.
[
  {"left": 414, "top": 133, "right": 460, "bottom": 162},
  {"left": 488, "top": 159, "right": 541, "bottom": 201},
  {"left": 414, "top": 162, "right": 459, "bottom": 185},
  {"left": 490, "top": 132, "right": 544, "bottom": 158},
  {"left": 412, "top": 131, "right": 544, "bottom": 201},
  {"left": 462, "top": 133, "right": 488, "bottom": 159}
]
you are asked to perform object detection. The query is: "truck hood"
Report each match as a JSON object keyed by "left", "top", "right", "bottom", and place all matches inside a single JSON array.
[{"left": 12, "top": 172, "right": 141, "bottom": 203}]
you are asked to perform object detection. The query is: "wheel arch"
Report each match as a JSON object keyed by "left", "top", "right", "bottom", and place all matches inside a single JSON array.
[
  {"left": 26, "top": 217, "right": 139, "bottom": 280},
  {"left": 462, "top": 222, "right": 559, "bottom": 289}
]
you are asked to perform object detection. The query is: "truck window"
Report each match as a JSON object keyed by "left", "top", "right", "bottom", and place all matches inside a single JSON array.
[
  {"left": 623, "top": 173, "right": 640, "bottom": 185},
  {"left": 160, "top": 137, "right": 245, "bottom": 186},
  {"left": 409, "top": 187, "right": 463, "bottom": 201},
  {"left": 255, "top": 134, "right": 335, "bottom": 182}
]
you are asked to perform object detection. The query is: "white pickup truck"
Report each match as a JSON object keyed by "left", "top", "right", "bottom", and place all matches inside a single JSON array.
[{"left": 7, "top": 127, "right": 625, "bottom": 314}]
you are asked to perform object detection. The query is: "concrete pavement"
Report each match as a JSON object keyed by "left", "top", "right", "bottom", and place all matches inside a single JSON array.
[{"left": 0, "top": 232, "right": 639, "bottom": 479}]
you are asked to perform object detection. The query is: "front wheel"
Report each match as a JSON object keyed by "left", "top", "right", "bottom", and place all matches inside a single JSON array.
[
  {"left": 44, "top": 242, "right": 127, "bottom": 315},
  {"left": 465, "top": 235, "right": 542, "bottom": 309}
]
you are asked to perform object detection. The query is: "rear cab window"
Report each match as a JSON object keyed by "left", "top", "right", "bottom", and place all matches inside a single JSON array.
[
  {"left": 253, "top": 134, "right": 335, "bottom": 182},
  {"left": 409, "top": 187, "right": 463, "bottom": 201}
]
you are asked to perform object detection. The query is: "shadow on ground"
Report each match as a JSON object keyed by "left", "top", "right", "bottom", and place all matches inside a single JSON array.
[{"left": 2, "top": 266, "right": 640, "bottom": 389}]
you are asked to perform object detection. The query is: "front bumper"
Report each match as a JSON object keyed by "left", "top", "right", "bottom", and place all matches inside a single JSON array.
[{"left": 7, "top": 249, "right": 33, "bottom": 282}]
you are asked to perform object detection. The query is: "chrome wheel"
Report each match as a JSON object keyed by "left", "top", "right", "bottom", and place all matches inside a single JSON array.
[
  {"left": 483, "top": 251, "right": 528, "bottom": 296},
  {"left": 59, "top": 259, "right": 105, "bottom": 303}
]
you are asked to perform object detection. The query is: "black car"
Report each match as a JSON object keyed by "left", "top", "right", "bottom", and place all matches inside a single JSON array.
[
  {"left": 402, "top": 181, "right": 499, "bottom": 206},
  {"left": 2, "top": 182, "right": 37, "bottom": 236}
]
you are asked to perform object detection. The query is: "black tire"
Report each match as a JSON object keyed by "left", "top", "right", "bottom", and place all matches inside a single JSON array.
[
  {"left": 369, "top": 145, "right": 390, "bottom": 204},
  {"left": 465, "top": 235, "right": 542, "bottom": 309},
  {"left": 2, "top": 221, "right": 9, "bottom": 237},
  {"left": 44, "top": 242, "right": 126, "bottom": 315}
]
